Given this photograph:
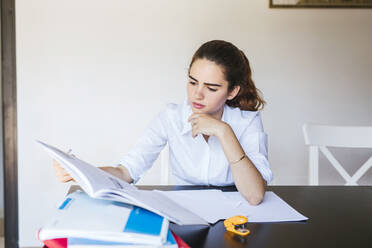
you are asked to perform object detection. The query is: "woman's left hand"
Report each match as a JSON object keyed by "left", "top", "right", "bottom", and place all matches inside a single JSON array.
[{"left": 188, "top": 113, "right": 228, "bottom": 138}]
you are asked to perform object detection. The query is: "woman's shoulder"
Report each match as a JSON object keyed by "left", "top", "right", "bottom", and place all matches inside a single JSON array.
[
  {"left": 157, "top": 100, "right": 189, "bottom": 127},
  {"left": 225, "top": 105, "right": 261, "bottom": 124},
  {"left": 163, "top": 101, "right": 185, "bottom": 117},
  {"left": 224, "top": 105, "right": 264, "bottom": 135}
]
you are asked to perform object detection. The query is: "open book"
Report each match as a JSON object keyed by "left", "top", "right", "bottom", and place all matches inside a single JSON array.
[{"left": 38, "top": 141, "right": 208, "bottom": 226}]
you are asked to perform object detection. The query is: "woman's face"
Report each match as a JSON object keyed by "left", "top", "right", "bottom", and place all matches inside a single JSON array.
[{"left": 187, "top": 58, "right": 236, "bottom": 119}]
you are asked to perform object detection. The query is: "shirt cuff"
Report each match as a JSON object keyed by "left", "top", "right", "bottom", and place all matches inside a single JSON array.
[
  {"left": 247, "top": 154, "right": 273, "bottom": 183},
  {"left": 117, "top": 158, "right": 141, "bottom": 184}
]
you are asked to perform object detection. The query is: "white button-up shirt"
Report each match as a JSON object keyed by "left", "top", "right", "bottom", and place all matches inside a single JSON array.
[{"left": 119, "top": 99, "right": 273, "bottom": 186}]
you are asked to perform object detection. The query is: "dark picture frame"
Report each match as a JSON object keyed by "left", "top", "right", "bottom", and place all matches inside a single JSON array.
[
  {"left": 1, "top": 0, "right": 19, "bottom": 247},
  {"left": 270, "top": 0, "right": 372, "bottom": 8}
]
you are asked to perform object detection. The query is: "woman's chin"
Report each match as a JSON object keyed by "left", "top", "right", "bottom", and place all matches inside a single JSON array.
[{"left": 192, "top": 108, "right": 206, "bottom": 114}]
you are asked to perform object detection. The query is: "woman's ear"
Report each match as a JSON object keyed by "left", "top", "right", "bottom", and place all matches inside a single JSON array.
[{"left": 227, "top": 85, "right": 240, "bottom": 100}]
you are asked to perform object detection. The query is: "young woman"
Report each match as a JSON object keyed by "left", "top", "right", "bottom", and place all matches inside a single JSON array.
[{"left": 54, "top": 40, "right": 273, "bottom": 205}]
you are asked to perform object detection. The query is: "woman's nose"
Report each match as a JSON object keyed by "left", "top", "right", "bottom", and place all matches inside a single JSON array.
[{"left": 194, "top": 86, "right": 204, "bottom": 99}]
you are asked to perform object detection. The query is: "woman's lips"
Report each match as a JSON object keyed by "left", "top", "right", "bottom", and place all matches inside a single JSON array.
[{"left": 192, "top": 102, "right": 205, "bottom": 109}]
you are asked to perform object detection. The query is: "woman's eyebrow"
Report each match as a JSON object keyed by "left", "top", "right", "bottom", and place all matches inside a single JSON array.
[
  {"left": 188, "top": 75, "right": 199, "bottom": 82},
  {"left": 188, "top": 74, "right": 222, "bottom": 87}
]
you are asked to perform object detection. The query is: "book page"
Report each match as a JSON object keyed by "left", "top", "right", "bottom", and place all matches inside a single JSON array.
[
  {"left": 38, "top": 141, "right": 137, "bottom": 196},
  {"left": 120, "top": 189, "right": 208, "bottom": 226},
  {"left": 156, "top": 190, "right": 238, "bottom": 223}
]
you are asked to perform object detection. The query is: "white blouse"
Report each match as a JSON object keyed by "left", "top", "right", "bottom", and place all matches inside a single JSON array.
[{"left": 119, "top": 99, "right": 273, "bottom": 186}]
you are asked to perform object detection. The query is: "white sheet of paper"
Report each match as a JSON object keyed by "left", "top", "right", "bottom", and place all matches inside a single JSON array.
[
  {"left": 223, "top": 191, "right": 308, "bottom": 222},
  {"left": 159, "top": 190, "right": 308, "bottom": 223},
  {"left": 157, "top": 190, "right": 239, "bottom": 224}
]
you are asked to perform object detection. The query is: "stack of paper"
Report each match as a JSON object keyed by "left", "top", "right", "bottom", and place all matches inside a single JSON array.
[{"left": 38, "top": 191, "right": 179, "bottom": 247}]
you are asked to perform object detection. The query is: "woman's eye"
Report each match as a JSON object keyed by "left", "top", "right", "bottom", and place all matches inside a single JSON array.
[
  {"left": 208, "top": 88, "right": 217, "bottom": 92},
  {"left": 189, "top": 81, "right": 196, "bottom": 85}
]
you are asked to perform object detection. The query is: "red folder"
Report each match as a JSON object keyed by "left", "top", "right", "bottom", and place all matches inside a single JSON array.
[
  {"left": 171, "top": 231, "right": 191, "bottom": 248},
  {"left": 39, "top": 229, "right": 190, "bottom": 248}
]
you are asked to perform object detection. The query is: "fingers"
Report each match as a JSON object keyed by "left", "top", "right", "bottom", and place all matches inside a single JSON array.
[
  {"left": 190, "top": 119, "right": 197, "bottom": 127},
  {"left": 188, "top": 114, "right": 200, "bottom": 126},
  {"left": 188, "top": 113, "right": 202, "bottom": 122},
  {"left": 188, "top": 114, "right": 200, "bottom": 138},
  {"left": 188, "top": 113, "right": 196, "bottom": 122},
  {"left": 192, "top": 130, "right": 197, "bottom": 138},
  {"left": 189, "top": 118, "right": 198, "bottom": 138},
  {"left": 191, "top": 124, "right": 199, "bottom": 138},
  {"left": 188, "top": 113, "right": 211, "bottom": 138},
  {"left": 61, "top": 175, "right": 73, "bottom": 183},
  {"left": 53, "top": 160, "right": 73, "bottom": 183}
]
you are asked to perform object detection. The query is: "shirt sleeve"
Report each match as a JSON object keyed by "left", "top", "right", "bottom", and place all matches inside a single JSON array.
[
  {"left": 118, "top": 108, "right": 169, "bottom": 183},
  {"left": 239, "top": 112, "right": 273, "bottom": 183}
]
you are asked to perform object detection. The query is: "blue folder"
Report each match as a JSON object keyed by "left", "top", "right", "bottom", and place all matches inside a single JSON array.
[
  {"left": 39, "top": 191, "right": 169, "bottom": 246},
  {"left": 67, "top": 229, "right": 177, "bottom": 247}
]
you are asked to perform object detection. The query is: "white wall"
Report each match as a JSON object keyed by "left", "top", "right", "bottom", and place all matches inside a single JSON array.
[{"left": 16, "top": 0, "right": 372, "bottom": 246}]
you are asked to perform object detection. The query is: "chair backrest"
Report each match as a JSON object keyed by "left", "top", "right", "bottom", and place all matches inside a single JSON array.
[
  {"left": 302, "top": 123, "right": 372, "bottom": 185},
  {"left": 303, "top": 124, "right": 372, "bottom": 148}
]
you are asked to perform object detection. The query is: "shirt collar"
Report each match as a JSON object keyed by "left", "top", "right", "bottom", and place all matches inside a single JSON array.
[{"left": 180, "top": 99, "right": 194, "bottom": 135}]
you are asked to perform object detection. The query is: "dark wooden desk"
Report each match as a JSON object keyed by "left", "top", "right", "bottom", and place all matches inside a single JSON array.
[{"left": 139, "top": 185, "right": 372, "bottom": 248}]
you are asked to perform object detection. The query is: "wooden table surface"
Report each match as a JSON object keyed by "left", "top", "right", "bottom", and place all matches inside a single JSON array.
[
  {"left": 34, "top": 185, "right": 372, "bottom": 248},
  {"left": 139, "top": 185, "right": 372, "bottom": 248}
]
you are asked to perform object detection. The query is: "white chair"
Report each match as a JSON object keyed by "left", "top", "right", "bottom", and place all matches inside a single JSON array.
[{"left": 303, "top": 124, "right": 372, "bottom": 185}]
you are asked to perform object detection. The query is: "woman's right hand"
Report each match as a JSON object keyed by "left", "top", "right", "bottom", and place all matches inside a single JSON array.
[{"left": 53, "top": 160, "right": 74, "bottom": 183}]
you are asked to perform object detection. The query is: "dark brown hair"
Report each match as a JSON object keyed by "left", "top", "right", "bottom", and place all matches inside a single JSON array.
[{"left": 189, "top": 40, "right": 265, "bottom": 111}]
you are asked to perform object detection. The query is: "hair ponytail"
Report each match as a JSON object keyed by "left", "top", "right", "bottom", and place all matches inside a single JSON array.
[{"left": 189, "top": 40, "right": 265, "bottom": 111}]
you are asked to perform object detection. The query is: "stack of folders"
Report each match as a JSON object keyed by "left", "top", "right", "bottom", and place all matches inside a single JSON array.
[{"left": 38, "top": 191, "right": 189, "bottom": 248}]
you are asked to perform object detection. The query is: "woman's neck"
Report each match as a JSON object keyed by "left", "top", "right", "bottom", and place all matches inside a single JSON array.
[{"left": 211, "top": 106, "right": 224, "bottom": 120}]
